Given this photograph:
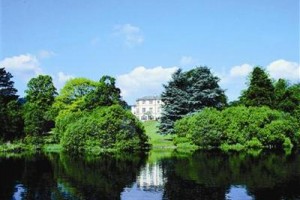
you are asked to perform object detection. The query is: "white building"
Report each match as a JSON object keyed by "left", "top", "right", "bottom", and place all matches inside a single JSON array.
[{"left": 131, "top": 96, "right": 163, "bottom": 120}]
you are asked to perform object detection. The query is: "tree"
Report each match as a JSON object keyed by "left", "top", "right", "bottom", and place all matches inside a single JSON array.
[
  {"left": 159, "top": 67, "right": 226, "bottom": 134},
  {"left": 273, "top": 79, "right": 299, "bottom": 113},
  {"left": 240, "top": 66, "right": 274, "bottom": 107},
  {"left": 83, "top": 76, "right": 127, "bottom": 110},
  {"left": 0, "top": 68, "right": 23, "bottom": 140},
  {"left": 50, "top": 78, "right": 98, "bottom": 119},
  {"left": 0, "top": 68, "right": 18, "bottom": 103},
  {"left": 24, "top": 75, "right": 57, "bottom": 135}
]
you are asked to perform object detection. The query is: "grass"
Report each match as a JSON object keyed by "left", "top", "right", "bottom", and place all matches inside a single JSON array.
[
  {"left": 43, "top": 144, "right": 62, "bottom": 153},
  {"left": 143, "top": 120, "right": 198, "bottom": 156},
  {"left": 143, "top": 120, "right": 176, "bottom": 149}
]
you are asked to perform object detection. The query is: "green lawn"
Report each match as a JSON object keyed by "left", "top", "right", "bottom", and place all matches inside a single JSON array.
[{"left": 143, "top": 120, "right": 176, "bottom": 149}]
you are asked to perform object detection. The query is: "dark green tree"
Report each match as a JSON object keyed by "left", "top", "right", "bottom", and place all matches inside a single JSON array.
[
  {"left": 240, "top": 66, "right": 274, "bottom": 107},
  {"left": 0, "top": 68, "right": 23, "bottom": 140},
  {"left": 160, "top": 67, "right": 226, "bottom": 134},
  {"left": 273, "top": 79, "right": 300, "bottom": 114},
  {"left": 83, "top": 76, "right": 127, "bottom": 110},
  {"left": 24, "top": 75, "right": 57, "bottom": 135},
  {"left": 0, "top": 68, "right": 18, "bottom": 103}
]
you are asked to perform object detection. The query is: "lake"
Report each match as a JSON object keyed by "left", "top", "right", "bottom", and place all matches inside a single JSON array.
[{"left": 1, "top": 150, "right": 299, "bottom": 200}]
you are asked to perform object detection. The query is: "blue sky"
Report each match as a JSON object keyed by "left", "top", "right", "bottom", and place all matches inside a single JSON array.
[{"left": 1, "top": 0, "right": 299, "bottom": 104}]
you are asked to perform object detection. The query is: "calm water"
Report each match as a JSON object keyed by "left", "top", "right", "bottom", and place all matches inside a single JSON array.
[{"left": 1, "top": 150, "right": 300, "bottom": 200}]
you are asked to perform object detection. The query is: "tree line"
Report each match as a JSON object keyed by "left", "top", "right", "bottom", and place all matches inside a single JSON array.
[
  {"left": 0, "top": 68, "right": 148, "bottom": 154},
  {"left": 160, "top": 66, "right": 300, "bottom": 151},
  {"left": 1, "top": 65, "right": 299, "bottom": 153}
]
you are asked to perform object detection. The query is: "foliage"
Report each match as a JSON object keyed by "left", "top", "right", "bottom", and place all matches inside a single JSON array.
[
  {"left": 273, "top": 80, "right": 300, "bottom": 116},
  {"left": 0, "top": 68, "right": 23, "bottom": 140},
  {"left": 174, "top": 106, "right": 300, "bottom": 151},
  {"left": 51, "top": 75, "right": 141, "bottom": 154},
  {"left": 83, "top": 76, "right": 128, "bottom": 110},
  {"left": 160, "top": 67, "right": 226, "bottom": 134},
  {"left": 50, "top": 77, "right": 98, "bottom": 118},
  {"left": 23, "top": 75, "right": 57, "bottom": 135},
  {"left": 240, "top": 66, "right": 274, "bottom": 107},
  {"left": 60, "top": 105, "right": 149, "bottom": 154}
]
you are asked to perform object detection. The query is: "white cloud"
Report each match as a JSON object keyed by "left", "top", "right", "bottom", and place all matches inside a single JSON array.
[
  {"left": 219, "top": 59, "right": 300, "bottom": 102},
  {"left": 267, "top": 59, "right": 300, "bottom": 81},
  {"left": 54, "top": 72, "right": 74, "bottom": 91},
  {"left": 38, "top": 50, "right": 55, "bottom": 59},
  {"left": 57, "top": 72, "right": 74, "bottom": 83},
  {"left": 114, "top": 24, "right": 144, "bottom": 47},
  {"left": 116, "top": 66, "right": 178, "bottom": 103},
  {"left": 180, "top": 56, "right": 197, "bottom": 66},
  {"left": 0, "top": 54, "right": 42, "bottom": 81},
  {"left": 230, "top": 64, "right": 253, "bottom": 77}
]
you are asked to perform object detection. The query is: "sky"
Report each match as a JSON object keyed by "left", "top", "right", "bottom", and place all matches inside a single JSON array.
[{"left": 1, "top": 0, "right": 299, "bottom": 104}]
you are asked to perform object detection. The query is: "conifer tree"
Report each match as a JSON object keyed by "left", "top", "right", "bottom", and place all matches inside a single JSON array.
[
  {"left": 274, "top": 79, "right": 300, "bottom": 115},
  {"left": 0, "top": 68, "right": 23, "bottom": 140},
  {"left": 159, "top": 67, "right": 226, "bottom": 134},
  {"left": 240, "top": 66, "right": 274, "bottom": 107}
]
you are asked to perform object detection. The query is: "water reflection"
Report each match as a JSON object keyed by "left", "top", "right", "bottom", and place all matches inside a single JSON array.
[
  {"left": 12, "top": 184, "right": 26, "bottom": 200},
  {"left": 226, "top": 185, "right": 253, "bottom": 200},
  {"left": 0, "top": 150, "right": 299, "bottom": 200},
  {"left": 138, "top": 162, "right": 166, "bottom": 190},
  {"left": 121, "top": 162, "right": 166, "bottom": 199}
]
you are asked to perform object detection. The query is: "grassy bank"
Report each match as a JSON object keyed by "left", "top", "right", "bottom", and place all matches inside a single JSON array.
[
  {"left": 143, "top": 120, "right": 198, "bottom": 153},
  {"left": 143, "top": 120, "right": 175, "bottom": 149}
]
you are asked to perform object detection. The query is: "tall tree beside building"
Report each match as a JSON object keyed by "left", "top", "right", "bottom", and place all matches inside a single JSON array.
[
  {"left": 0, "top": 68, "right": 23, "bottom": 140},
  {"left": 159, "top": 67, "right": 226, "bottom": 134},
  {"left": 24, "top": 75, "right": 57, "bottom": 135},
  {"left": 240, "top": 66, "right": 275, "bottom": 107}
]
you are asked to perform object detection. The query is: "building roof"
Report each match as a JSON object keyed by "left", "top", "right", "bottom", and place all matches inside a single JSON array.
[{"left": 136, "top": 95, "right": 161, "bottom": 101}]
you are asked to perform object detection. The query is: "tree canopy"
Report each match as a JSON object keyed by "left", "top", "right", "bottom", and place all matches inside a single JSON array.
[
  {"left": 24, "top": 75, "right": 57, "bottom": 135},
  {"left": 0, "top": 68, "right": 23, "bottom": 140},
  {"left": 53, "top": 75, "right": 148, "bottom": 154},
  {"left": 159, "top": 66, "right": 226, "bottom": 134},
  {"left": 240, "top": 67, "right": 274, "bottom": 107}
]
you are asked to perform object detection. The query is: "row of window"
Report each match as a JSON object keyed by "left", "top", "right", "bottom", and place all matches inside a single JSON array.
[
  {"left": 138, "top": 100, "right": 161, "bottom": 105},
  {"left": 136, "top": 107, "right": 161, "bottom": 113}
]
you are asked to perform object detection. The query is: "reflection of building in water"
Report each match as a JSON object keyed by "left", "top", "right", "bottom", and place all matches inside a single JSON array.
[{"left": 137, "top": 162, "right": 166, "bottom": 191}]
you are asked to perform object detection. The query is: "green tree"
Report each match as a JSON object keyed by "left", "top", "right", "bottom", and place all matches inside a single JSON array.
[
  {"left": 174, "top": 106, "right": 300, "bottom": 150},
  {"left": 24, "top": 75, "right": 57, "bottom": 135},
  {"left": 0, "top": 68, "right": 23, "bottom": 140},
  {"left": 273, "top": 79, "right": 300, "bottom": 113},
  {"left": 160, "top": 67, "right": 226, "bottom": 134},
  {"left": 240, "top": 66, "right": 274, "bottom": 107},
  {"left": 83, "top": 76, "right": 127, "bottom": 110},
  {"left": 50, "top": 78, "right": 98, "bottom": 118},
  {"left": 60, "top": 105, "right": 149, "bottom": 154}
]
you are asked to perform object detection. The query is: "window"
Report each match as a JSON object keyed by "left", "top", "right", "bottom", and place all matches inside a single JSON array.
[
  {"left": 136, "top": 108, "right": 139, "bottom": 113},
  {"left": 142, "top": 100, "right": 145, "bottom": 104},
  {"left": 149, "top": 107, "right": 153, "bottom": 112},
  {"left": 149, "top": 100, "right": 153, "bottom": 104},
  {"left": 157, "top": 100, "right": 160, "bottom": 104},
  {"left": 142, "top": 108, "right": 146, "bottom": 113}
]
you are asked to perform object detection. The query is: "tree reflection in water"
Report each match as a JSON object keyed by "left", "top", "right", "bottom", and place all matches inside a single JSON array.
[{"left": 0, "top": 150, "right": 299, "bottom": 200}]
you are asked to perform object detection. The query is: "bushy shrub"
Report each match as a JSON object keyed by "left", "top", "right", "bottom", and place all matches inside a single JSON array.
[
  {"left": 60, "top": 105, "right": 149, "bottom": 154},
  {"left": 174, "top": 108, "right": 224, "bottom": 148},
  {"left": 174, "top": 106, "right": 300, "bottom": 151}
]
